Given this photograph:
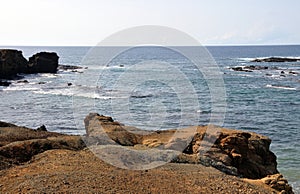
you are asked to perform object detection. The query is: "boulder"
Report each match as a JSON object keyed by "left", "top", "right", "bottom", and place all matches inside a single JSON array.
[
  {"left": 28, "top": 52, "right": 59, "bottom": 73},
  {"left": 185, "top": 128, "right": 278, "bottom": 179},
  {"left": 0, "top": 49, "right": 28, "bottom": 78}
]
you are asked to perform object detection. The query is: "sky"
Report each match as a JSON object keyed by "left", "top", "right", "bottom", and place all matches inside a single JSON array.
[{"left": 1, "top": 0, "right": 300, "bottom": 46}]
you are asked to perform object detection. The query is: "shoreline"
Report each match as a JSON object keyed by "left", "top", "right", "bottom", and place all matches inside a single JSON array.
[{"left": 0, "top": 114, "right": 294, "bottom": 193}]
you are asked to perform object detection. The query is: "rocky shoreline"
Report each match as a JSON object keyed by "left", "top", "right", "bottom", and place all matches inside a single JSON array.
[{"left": 0, "top": 114, "right": 294, "bottom": 193}]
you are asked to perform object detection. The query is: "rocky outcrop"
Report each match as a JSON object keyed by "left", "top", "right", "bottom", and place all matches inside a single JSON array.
[
  {"left": 28, "top": 52, "right": 59, "bottom": 74},
  {"left": 0, "top": 49, "right": 28, "bottom": 78},
  {"left": 84, "top": 113, "right": 143, "bottom": 146},
  {"left": 0, "top": 123, "right": 85, "bottom": 170},
  {"left": 84, "top": 114, "right": 293, "bottom": 193},
  {"left": 251, "top": 57, "right": 299, "bottom": 63},
  {"left": 231, "top": 65, "right": 277, "bottom": 72},
  {"left": 84, "top": 114, "right": 278, "bottom": 179},
  {"left": 261, "top": 174, "right": 294, "bottom": 194},
  {"left": 0, "top": 116, "right": 294, "bottom": 193},
  {"left": 0, "top": 49, "right": 60, "bottom": 79}
]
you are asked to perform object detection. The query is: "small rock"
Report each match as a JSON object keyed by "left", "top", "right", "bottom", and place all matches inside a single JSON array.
[
  {"left": 17, "top": 80, "right": 29, "bottom": 84},
  {"left": 36, "top": 125, "right": 47, "bottom": 132}
]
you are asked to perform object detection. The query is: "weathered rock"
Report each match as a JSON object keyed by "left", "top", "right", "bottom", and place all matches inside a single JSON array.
[
  {"left": 0, "top": 123, "right": 86, "bottom": 169},
  {"left": 28, "top": 52, "right": 59, "bottom": 73},
  {"left": 0, "top": 125, "right": 63, "bottom": 147},
  {"left": 0, "top": 136, "right": 85, "bottom": 163},
  {"left": 261, "top": 174, "right": 294, "bottom": 194},
  {"left": 0, "top": 49, "right": 28, "bottom": 78},
  {"left": 84, "top": 113, "right": 142, "bottom": 146},
  {"left": 251, "top": 57, "right": 299, "bottom": 63},
  {"left": 185, "top": 128, "right": 278, "bottom": 179},
  {"left": 84, "top": 114, "right": 278, "bottom": 179}
]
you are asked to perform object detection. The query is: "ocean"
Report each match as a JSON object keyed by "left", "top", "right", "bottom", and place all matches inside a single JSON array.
[{"left": 0, "top": 45, "right": 299, "bottom": 192}]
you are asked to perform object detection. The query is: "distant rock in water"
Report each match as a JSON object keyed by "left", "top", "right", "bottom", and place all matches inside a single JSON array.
[
  {"left": 0, "top": 49, "right": 28, "bottom": 79},
  {"left": 58, "top": 64, "right": 84, "bottom": 71},
  {"left": 0, "top": 49, "right": 59, "bottom": 79},
  {"left": 251, "top": 57, "right": 300, "bottom": 63},
  {"left": 0, "top": 80, "right": 11, "bottom": 86},
  {"left": 231, "top": 65, "right": 274, "bottom": 72},
  {"left": 28, "top": 52, "right": 59, "bottom": 74}
]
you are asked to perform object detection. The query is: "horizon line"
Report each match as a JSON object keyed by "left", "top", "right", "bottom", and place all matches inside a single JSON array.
[{"left": 1, "top": 43, "right": 300, "bottom": 47}]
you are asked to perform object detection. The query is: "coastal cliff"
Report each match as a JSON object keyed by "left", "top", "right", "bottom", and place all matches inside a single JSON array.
[
  {"left": 0, "top": 115, "right": 294, "bottom": 193},
  {"left": 0, "top": 49, "right": 59, "bottom": 79}
]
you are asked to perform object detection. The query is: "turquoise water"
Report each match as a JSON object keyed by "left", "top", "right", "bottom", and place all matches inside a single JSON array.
[{"left": 0, "top": 45, "right": 299, "bottom": 192}]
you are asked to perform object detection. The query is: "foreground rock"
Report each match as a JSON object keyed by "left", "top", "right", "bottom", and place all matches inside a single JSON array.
[
  {"left": 0, "top": 149, "right": 277, "bottom": 194},
  {"left": 0, "top": 117, "right": 294, "bottom": 193},
  {"left": 85, "top": 113, "right": 277, "bottom": 179},
  {"left": 0, "top": 122, "right": 85, "bottom": 169},
  {"left": 251, "top": 57, "right": 300, "bottom": 63},
  {"left": 84, "top": 113, "right": 294, "bottom": 193},
  {"left": 0, "top": 49, "right": 59, "bottom": 79}
]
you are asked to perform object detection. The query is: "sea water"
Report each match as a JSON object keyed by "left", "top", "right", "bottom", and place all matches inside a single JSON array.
[{"left": 0, "top": 45, "right": 299, "bottom": 192}]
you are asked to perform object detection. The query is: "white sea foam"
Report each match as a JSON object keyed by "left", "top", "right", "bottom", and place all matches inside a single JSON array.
[
  {"left": 39, "top": 73, "right": 59, "bottom": 78},
  {"left": 3, "top": 85, "right": 40, "bottom": 91},
  {"left": 266, "top": 84, "right": 297, "bottom": 90},
  {"left": 33, "top": 87, "right": 124, "bottom": 99}
]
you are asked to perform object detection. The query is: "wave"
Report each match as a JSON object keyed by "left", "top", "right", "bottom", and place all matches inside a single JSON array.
[
  {"left": 33, "top": 87, "right": 127, "bottom": 100},
  {"left": 236, "top": 56, "right": 300, "bottom": 62},
  {"left": 266, "top": 84, "right": 297, "bottom": 90}
]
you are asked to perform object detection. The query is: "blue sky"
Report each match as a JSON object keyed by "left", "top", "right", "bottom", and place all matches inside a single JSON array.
[{"left": 1, "top": 0, "right": 299, "bottom": 46}]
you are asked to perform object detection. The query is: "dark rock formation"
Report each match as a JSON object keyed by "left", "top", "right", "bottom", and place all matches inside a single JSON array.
[
  {"left": 231, "top": 65, "right": 276, "bottom": 72},
  {"left": 28, "top": 52, "right": 59, "bottom": 73},
  {"left": 0, "top": 80, "right": 11, "bottom": 86},
  {"left": 251, "top": 57, "right": 299, "bottom": 63},
  {"left": 58, "top": 64, "right": 85, "bottom": 71},
  {"left": 0, "top": 49, "right": 28, "bottom": 78},
  {"left": 0, "top": 49, "right": 60, "bottom": 79}
]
